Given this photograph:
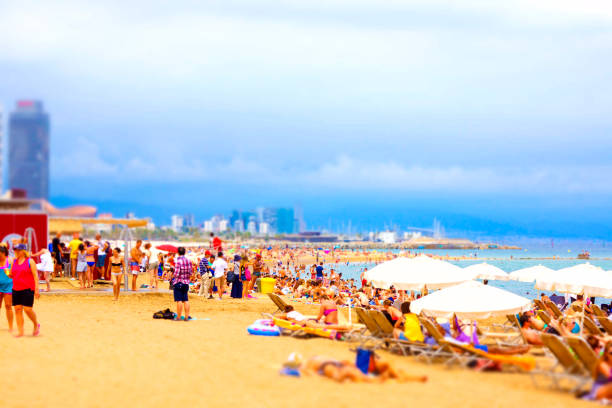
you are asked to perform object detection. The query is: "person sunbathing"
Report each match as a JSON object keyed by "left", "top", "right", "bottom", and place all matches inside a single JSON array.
[
  {"left": 280, "top": 305, "right": 351, "bottom": 331},
  {"left": 288, "top": 354, "right": 427, "bottom": 383},
  {"left": 436, "top": 315, "right": 530, "bottom": 355},
  {"left": 585, "top": 341, "right": 612, "bottom": 401},
  {"left": 316, "top": 295, "right": 339, "bottom": 325}
]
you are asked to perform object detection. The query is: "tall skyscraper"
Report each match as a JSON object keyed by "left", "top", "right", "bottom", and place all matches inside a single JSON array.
[{"left": 8, "top": 100, "right": 50, "bottom": 199}]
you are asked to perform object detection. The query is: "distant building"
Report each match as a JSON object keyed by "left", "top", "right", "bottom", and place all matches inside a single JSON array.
[
  {"left": 183, "top": 213, "right": 195, "bottom": 228},
  {"left": 378, "top": 231, "right": 398, "bottom": 244},
  {"left": 233, "top": 219, "right": 244, "bottom": 232},
  {"left": 8, "top": 100, "right": 50, "bottom": 199},
  {"left": 259, "top": 222, "right": 270, "bottom": 235},
  {"left": 171, "top": 214, "right": 184, "bottom": 232},
  {"left": 218, "top": 219, "right": 229, "bottom": 232},
  {"left": 247, "top": 220, "right": 257, "bottom": 234}
]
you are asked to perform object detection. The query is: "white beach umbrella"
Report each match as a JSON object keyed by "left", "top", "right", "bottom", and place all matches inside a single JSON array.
[
  {"left": 410, "top": 280, "right": 531, "bottom": 319},
  {"left": 509, "top": 265, "right": 555, "bottom": 283},
  {"left": 366, "top": 255, "right": 476, "bottom": 291},
  {"left": 535, "top": 263, "right": 612, "bottom": 298},
  {"left": 463, "top": 262, "right": 510, "bottom": 281}
]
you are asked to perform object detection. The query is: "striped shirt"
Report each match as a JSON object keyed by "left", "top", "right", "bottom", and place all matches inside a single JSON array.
[{"left": 173, "top": 256, "right": 193, "bottom": 285}]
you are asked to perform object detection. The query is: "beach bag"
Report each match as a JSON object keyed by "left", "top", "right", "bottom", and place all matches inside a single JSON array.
[
  {"left": 153, "top": 310, "right": 164, "bottom": 319},
  {"left": 226, "top": 270, "right": 235, "bottom": 283}
]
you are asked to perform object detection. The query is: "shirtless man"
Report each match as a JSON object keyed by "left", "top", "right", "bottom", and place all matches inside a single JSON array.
[{"left": 129, "top": 240, "right": 144, "bottom": 291}]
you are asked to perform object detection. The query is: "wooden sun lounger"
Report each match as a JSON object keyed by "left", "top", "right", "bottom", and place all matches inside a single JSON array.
[
  {"left": 367, "top": 309, "right": 437, "bottom": 360},
  {"left": 583, "top": 316, "right": 602, "bottom": 336},
  {"left": 268, "top": 293, "right": 289, "bottom": 314},
  {"left": 538, "top": 334, "right": 590, "bottom": 392},
  {"left": 534, "top": 299, "right": 547, "bottom": 311},
  {"left": 545, "top": 301, "right": 563, "bottom": 318},
  {"left": 537, "top": 310, "right": 552, "bottom": 326},
  {"left": 596, "top": 316, "right": 612, "bottom": 336},
  {"left": 565, "top": 336, "right": 599, "bottom": 375},
  {"left": 592, "top": 304, "right": 607, "bottom": 318}
]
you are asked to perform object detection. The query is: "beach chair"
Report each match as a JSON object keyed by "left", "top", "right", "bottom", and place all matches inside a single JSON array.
[
  {"left": 537, "top": 310, "right": 552, "bottom": 326},
  {"left": 534, "top": 299, "right": 547, "bottom": 311},
  {"left": 545, "top": 301, "right": 563, "bottom": 319},
  {"left": 592, "top": 304, "right": 607, "bottom": 318},
  {"left": 367, "top": 310, "right": 431, "bottom": 358},
  {"left": 565, "top": 336, "right": 598, "bottom": 375},
  {"left": 419, "top": 316, "right": 536, "bottom": 371},
  {"left": 267, "top": 293, "right": 289, "bottom": 314},
  {"left": 596, "top": 316, "right": 612, "bottom": 336},
  {"left": 539, "top": 334, "right": 590, "bottom": 392},
  {"left": 418, "top": 317, "right": 471, "bottom": 367},
  {"left": 583, "top": 316, "right": 602, "bottom": 336},
  {"left": 506, "top": 314, "right": 530, "bottom": 345}
]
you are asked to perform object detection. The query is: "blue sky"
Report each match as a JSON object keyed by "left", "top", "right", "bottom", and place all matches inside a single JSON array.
[{"left": 1, "top": 0, "right": 611, "bottom": 238}]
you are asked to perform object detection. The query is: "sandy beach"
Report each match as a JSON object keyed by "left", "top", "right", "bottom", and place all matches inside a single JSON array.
[{"left": 0, "top": 289, "right": 594, "bottom": 408}]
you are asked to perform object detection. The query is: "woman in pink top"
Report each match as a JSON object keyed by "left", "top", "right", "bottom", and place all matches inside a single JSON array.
[{"left": 10, "top": 244, "right": 40, "bottom": 337}]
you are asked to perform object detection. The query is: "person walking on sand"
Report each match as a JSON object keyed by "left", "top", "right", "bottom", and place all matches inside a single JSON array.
[
  {"left": 0, "top": 245, "right": 14, "bottom": 332},
  {"left": 129, "top": 240, "right": 144, "bottom": 291},
  {"left": 211, "top": 251, "right": 228, "bottom": 300},
  {"left": 171, "top": 247, "right": 193, "bottom": 320},
  {"left": 10, "top": 244, "right": 40, "bottom": 337}
]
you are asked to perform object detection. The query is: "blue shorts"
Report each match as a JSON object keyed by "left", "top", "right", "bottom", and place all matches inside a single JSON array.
[
  {"left": 398, "top": 332, "right": 407, "bottom": 341},
  {"left": 96, "top": 254, "right": 106, "bottom": 267},
  {"left": 0, "top": 281, "right": 12, "bottom": 294},
  {"left": 173, "top": 283, "right": 189, "bottom": 302}
]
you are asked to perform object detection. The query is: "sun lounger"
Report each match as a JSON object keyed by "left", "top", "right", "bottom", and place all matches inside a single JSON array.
[
  {"left": 537, "top": 310, "right": 552, "bottom": 326},
  {"left": 506, "top": 314, "right": 531, "bottom": 346},
  {"left": 592, "top": 304, "right": 608, "bottom": 318},
  {"left": 419, "top": 316, "right": 535, "bottom": 371},
  {"left": 596, "top": 316, "right": 612, "bottom": 335},
  {"left": 582, "top": 316, "right": 602, "bottom": 336},
  {"left": 267, "top": 293, "right": 290, "bottom": 314},
  {"left": 565, "top": 336, "right": 599, "bottom": 374},
  {"left": 545, "top": 300, "right": 563, "bottom": 319},
  {"left": 534, "top": 299, "right": 547, "bottom": 311},
  {"left": 539, "top": 334, "right": 590, "bottom": 392},
  {"left": 366, "top": 309, "right": 439, "bottom": 359}
]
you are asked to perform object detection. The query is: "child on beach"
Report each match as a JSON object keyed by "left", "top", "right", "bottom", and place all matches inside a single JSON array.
[{"left": 76, "top": 244, "right": 88, "bottom": 289}]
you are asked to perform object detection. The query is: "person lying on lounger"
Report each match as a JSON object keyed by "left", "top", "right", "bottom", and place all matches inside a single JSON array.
[
  {"left": 279, "top": 305, "right": 352, "bottom": 331},
  {"left": 286, "top": 354, "right": 428, "bottom": 383}
]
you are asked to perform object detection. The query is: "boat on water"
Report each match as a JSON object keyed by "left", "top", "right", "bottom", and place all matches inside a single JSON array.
[{"left": 577, "top": 250, "right": 590, "bottom": 259}]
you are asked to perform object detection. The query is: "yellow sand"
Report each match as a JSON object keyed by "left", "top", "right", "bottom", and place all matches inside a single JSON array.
[{"left": 0, "top": 292, "right": 593, "bottom": 408}]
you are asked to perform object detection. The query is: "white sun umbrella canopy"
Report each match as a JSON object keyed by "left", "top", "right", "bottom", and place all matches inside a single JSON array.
[
  {"left": 410, "top": 280, "right": 532, "bottom": 319},
  {"left": 366, "top": 255, "right": 477, "bottom": 291},
  {"left": 509, "top": 265, "right": 555, "bottom": 283},
  {"left": 463, "top": 262, "right": 510, "bottom": 281},
  {"left": 535, "top": 263, "right": 612, "bottom": 298}
]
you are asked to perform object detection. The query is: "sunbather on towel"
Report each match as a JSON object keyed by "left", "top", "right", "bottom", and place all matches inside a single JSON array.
[{"left": 286, "top": 354, "right": 427, "bottom": 383}]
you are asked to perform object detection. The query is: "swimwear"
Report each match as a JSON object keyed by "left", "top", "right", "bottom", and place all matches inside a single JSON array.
[
  {"left": 87, "top": 261, "right": 95, "bottom": 267},
  {"left": 323, "top": 308, "right": 337, "bottom": 317}
]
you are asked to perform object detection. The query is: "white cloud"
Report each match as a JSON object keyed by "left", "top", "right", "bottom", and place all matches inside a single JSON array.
[{"left": 52, "top": 140, "right": 612, "bottom": 194}]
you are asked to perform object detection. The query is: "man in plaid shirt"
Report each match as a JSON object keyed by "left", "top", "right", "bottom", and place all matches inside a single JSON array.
[{"left": 172, "top": 247, "right": 193, "bottom": 320}]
